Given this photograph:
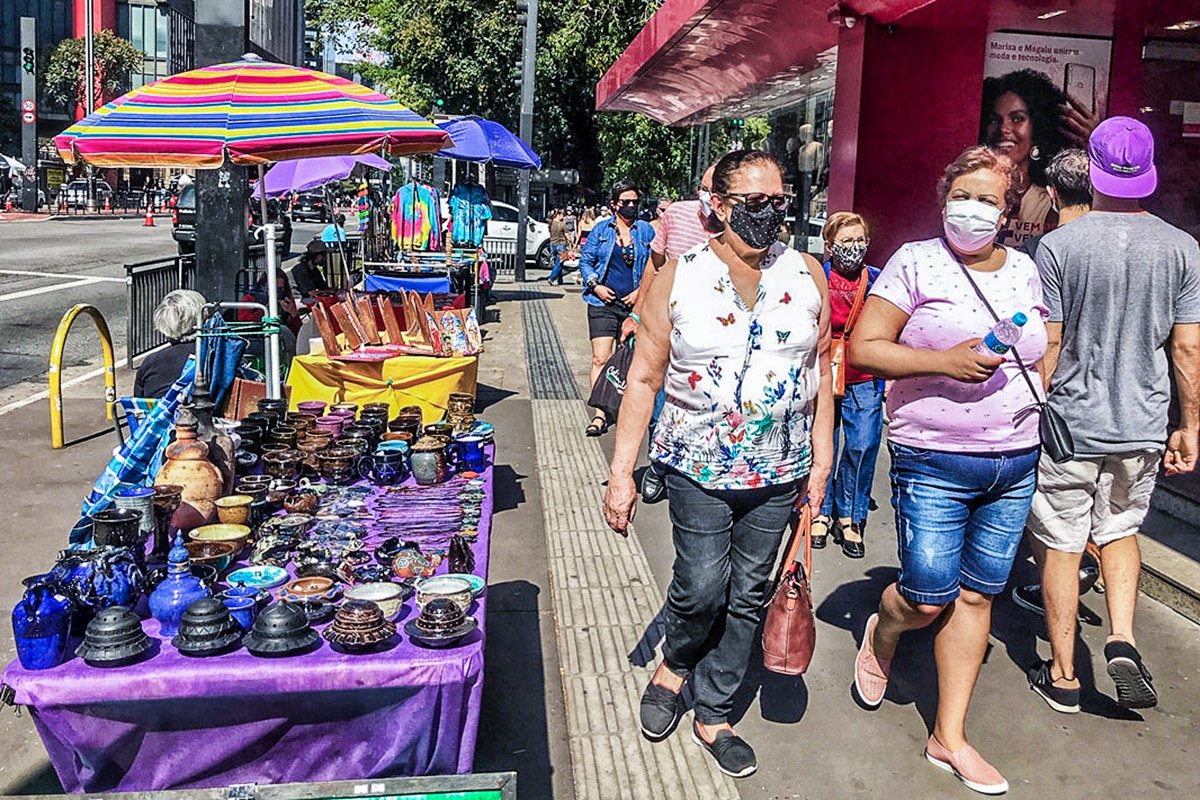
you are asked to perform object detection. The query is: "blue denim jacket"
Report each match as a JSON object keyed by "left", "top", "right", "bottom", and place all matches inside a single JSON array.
[{"left": 578, "top": 217, "right": 655, "bottom": 307}]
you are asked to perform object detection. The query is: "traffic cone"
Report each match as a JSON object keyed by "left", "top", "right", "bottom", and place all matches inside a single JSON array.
[
  {"left": 143, "top": 205, "right": 155, "bottom": 226},
  {"left": 103, "top": 195, "right": 111, "bottom": 212},
  {"left": 4, "top": 195, "right": 11, "bottom": 213}
]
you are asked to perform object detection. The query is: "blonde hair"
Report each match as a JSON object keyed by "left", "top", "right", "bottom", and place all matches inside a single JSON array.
[{"left": 822, "top": 211, "right": 871, "bottom": 245}]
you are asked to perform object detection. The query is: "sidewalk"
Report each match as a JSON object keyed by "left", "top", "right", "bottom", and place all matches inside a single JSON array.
[{"left": 519, "top": 281, "right": 1200, "bottom": 799}]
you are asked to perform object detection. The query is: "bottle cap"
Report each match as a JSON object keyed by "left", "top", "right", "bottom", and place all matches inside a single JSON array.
[{"left": 1012, "top": 312, "right": 1028, "bottom": 326}]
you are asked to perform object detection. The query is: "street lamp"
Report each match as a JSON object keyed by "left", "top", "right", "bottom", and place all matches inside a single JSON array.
[
  {"left": 84, "top": 0, "right": 97, "bottom": 212},
  {"left": 513, "top": 0, "right": 536, "bottom": 282}
]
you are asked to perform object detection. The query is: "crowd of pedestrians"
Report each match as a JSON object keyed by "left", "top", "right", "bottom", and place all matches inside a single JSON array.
[{"left": 591, "top": 115, "right": 1199, "bottom": 794}]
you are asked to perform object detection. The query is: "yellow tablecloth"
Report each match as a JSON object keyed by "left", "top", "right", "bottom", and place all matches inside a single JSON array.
[{"left": 286, "top": 354, "right": 478, "bottom": 421}]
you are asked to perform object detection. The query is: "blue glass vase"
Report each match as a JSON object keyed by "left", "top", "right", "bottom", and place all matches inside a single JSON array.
[
  {"left": 12, "top": 579, "right": 73, "bottom": 670},
  {"left": 149, "top": 534, "right": 210, "bottom": 637}
]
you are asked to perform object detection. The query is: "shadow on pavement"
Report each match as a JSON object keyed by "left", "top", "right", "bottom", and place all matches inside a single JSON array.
[
  {"left": 5, "top": 763, "right": 63, "bottom": 795},
  {"left": 491, "top": 465, "right": 527, "bottom": 513}
]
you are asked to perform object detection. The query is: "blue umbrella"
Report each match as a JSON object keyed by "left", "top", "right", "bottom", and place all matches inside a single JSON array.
[{"left": 436, "top": 116, "right": 541, "bottom": 170}]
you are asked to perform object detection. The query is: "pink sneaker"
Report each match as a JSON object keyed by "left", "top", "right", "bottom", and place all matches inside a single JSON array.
[
  {"left": 853, "top": 613, "right": 891, "bottom": 708},
  {"left": 924, "top": 735, "right": 1009, "bottom": 795}
]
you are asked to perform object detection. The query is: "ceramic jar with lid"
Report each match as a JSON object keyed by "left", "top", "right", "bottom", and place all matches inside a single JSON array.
[
  {"left": 149, "top": 534, "right": 211, "bottom": 637},
  {"left": 155, "top": 406, "right": 224, "bottom": 527},
  {"left": 324, "top": 599, "right": 396, "bottom": 653},
  {"left": 410, "top": 437, "right": 448, "bottom": 485}
]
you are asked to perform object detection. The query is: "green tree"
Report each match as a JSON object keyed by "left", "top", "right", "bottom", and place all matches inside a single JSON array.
[
  {"left": 44, "top": 30, "right": 143, "bottom": 116},
  {"left": 0, "top": 96, "right": 19, "bottom": 154},
  {"left": 308, "top": 0, "right": 695, "bottom": 196}
]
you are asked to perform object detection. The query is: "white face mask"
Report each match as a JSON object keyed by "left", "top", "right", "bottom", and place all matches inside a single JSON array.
[
  {"left": 943, "top": 199, "right": 1002, "bottom": 252},
  {"left": 698, "top": 189, "right": 713, "bottom": 216}
]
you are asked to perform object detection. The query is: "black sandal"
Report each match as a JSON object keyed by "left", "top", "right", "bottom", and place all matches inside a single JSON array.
[{"left": 585, "top": 414, "right": 608, "bottom": 437}]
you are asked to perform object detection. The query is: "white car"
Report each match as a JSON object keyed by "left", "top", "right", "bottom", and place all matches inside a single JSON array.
[{"left": 441, "top": 199, "right": 551, "bottom": 269}]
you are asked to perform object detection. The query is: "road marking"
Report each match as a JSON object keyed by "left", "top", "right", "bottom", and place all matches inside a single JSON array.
[
  {"left": 0, "top": 358, "right": 129, "bottom": 417},
  {"left": 0, "top": 268, "right": 125, "bottom": 283},
  {"left": 0, "top": 277, "right": 106, "bottom": 302}
]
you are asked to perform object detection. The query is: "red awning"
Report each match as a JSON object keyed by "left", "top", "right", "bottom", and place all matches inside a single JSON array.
[{"left": 596, "top": 0, "right": 939, "bottom": 126}]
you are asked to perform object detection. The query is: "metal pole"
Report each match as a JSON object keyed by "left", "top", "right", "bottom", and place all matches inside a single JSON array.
[
  {"left": 513, "top": 0, "right": 537, "bottom": 282},
  {"left": 19, "top": 17, "right": 37, "bottom": 213},
  {"left": 84, "top": 0, "right": 97, "bottom": 213},
  {"left": 256, "top": 164, "right": 281, "bottom": 400}
]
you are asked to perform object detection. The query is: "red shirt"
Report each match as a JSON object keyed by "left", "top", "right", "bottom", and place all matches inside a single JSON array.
[
  {"left": 650, "top": 200, "right": 713, "bottom": 260},
  {"left": 827, "top": 266, "right": 874, "bottom": 385}
]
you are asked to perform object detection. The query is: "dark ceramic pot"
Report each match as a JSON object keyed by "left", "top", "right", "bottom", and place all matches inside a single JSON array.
[
  {"left": 91, "top": 508, "right": 143, "bottom": 549},
  {"left": 243, "top": 602, "right": 320, "bottom": 657},
  {"left": 316, "top": 447, "right": 358, "bottom": 485},
  {"left": 244, "top": 412, "right": 276, "bottom": 435},
  {"left": 174, "top": 597, "right": 242, "bottom": 656},
  {"left": 76, "top": 605, "right": 152, "bottom": 666},
  {"left": 389, "top": 413, "right": 423, "bottom": 440},
  {"left": 283, "top": 488, "right": 320, "bottom": 516},
  {"left": 257, "top": 398, "right": 288, "bottom": 417},
  {"left": 262, "top": 449, "right": 303, "bottom": 482},
  {"left": 268, "top": 425, "right": 298, "bottom": 448},
  {"left": 359, "top": 449, "right": 409, "bottom": 486},
  {"left": 324, "top": 599, "right": 395, "bottom": 652}
]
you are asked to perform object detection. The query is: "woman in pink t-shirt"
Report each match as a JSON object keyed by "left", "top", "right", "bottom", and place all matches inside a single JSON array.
[{"left": 847, "top": 146, "right": 1049, "bottom": 794}]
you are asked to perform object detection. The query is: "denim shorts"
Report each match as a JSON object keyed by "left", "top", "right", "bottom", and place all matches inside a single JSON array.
[{"left": 889, "top": 442, "right": 1039, "bottom": 605}]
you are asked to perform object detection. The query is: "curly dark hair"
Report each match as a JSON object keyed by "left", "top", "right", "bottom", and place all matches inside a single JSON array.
[
  {"left": 706, "top": 149, "right": 783, "bottom": 232},
  {"left": 979, "top": 69, "right": 1067, "bottom": 188},
  {"left": 609, "top": 179, "right": 640, "bottom": 203},
  {"left": 936, "top": 146, "right": 1023, "bottom": 213}
]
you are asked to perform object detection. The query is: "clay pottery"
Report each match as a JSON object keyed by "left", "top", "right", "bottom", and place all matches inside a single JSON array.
[
  {"left": 76, "top": 605, "right": 153, "bottom": 666},
  {"left": 184, "top": 540, "right": 237, "bottom": 572},
  {"left": 390, "top": 413, "right": 423, "bottom": 440},
  {"left": 451, "top": 433, "right": 487, "bottom": 472},
  {"left": 193, "top": 385, "right": 236, "bottom": 495},
  {"left": 244, "top": 412, "right": 276, "bottom": 435},
  {"left": 341, "top": 422, "right": 378, "bottom": 448},
  {"left": 341, "top": 562, "right": 394, "bottom": 585},
  {"left": 277, "top": 576, "right": 341, "bottom": 604},
  {"left": 234, "top": 449, "right": 260, "bottom": 476},
  {"left": 174, "top": 597, "right": 242, "bottom": 656},
  {"left": 344, "top": 582, "right": 409, "bottom": 621},
  {"left": 150, "top": 534, "right": 211, "bottom": 638},
  {"left": 273, "top": 513, "right": 314, "bottom": 539},
  {"left": 361, "top": 402, "right": 391, "bottom": 417},
  {"left": 360, "top": 449, "right": 409, "bottom": 486},
  {"left": 314, "top": 415, "right": 345, "bottom": 437},
  {"left": 287, "top": 413, "right": 317, "bottom": 432},
  {"left": 324, "top": 599, "right": 396, "bottom": 652},
  {"left": 190, "top": 562, "right": 220, "bottom": 588},
  {"left": 221, "top": 595, "right": 257, "bottom": 631},
  {"left": 234, "top": 422, "right": 264, "bottom": 455},
  {"left": 295, "top": 600, "right": 337, "bottom": 626},
  {"left": 392, "top": 548, "right": 431, "bottom": 580},
  {"left": 260, "top": 441, "right": 289, "bottom": 456},
  {"left": 399, "top": 405, "right": 423, "bottom": 418},
  {"left": 381, "top": 431, "right": 414, "bottom": 446},
  {"left": 236, "top": 474, "right": 273, "bottom": 493},
  {"left": 410, "top": 438, "right": 448, "bottom": 486},
  {"left": 404, "top": 597, "right": 476, "bottom": 648},
  {"left": 188, "top": 523, "right": 252, "bottom": 553},
  {"left": 329, "top": 403, "right": 358, "bottom": 420},
  {"left": 336, "top": 435, "right": 371, "bottom": 459},
  {"left": 268, "top": 425, "right": 298, "bottom": 448},
  {"left": 317, "top": 447, "right": 358, "bottom": 485},
  {"left": 262, "top": 449, "right": 303, "bottom": 482},
  {"left": 156, "top": 407, "right": 224, "bottom": 526},
  {"left": 12, "top": 578, "right": 73, "bottom": 670},
  {"left": 446, "top": 392, "right": 475, "bottom": 416},
  {"left": 151, "top": 484, "right": 184, "bottom": 559},
  {"left": 90, "top": 508, "right": 143, "bottom": 549},
  {"left": 221, "top": 580, "right": 271, "bottom": 608},
  {"left": 114, "top": 487, "right": 156, "bottom": 539},
  {"left": 243, "top": 602, "right": 320, "bottom": 657},
  {"left": 305, "top": 428, "right": 335, "bottom": 446},
  {"left": 296, "top": 400, "right": 327, "bottom": 417},
  {"left": 215, "top": 494, "right": 253, "bottom": 525},
  {"left": 294, "top": 559, "right": 340, "bottom": 583},
  {"left": 424, "top": 421, "right": 455, "bottom": 441},
  {"left": 258, "top": 398, "right": 289, "bottom": 416},
  {"left": 283, "top": 488, "right": 320, "bottom": 516},
  {"left": 446, "top": 411, "right": 476, "bottom": 435},
  {"left": 415, "top": 575, "right": 473, "bottom": 612},
  {"left": 375, "top": 538, "right": 418, "bottom": 565}
]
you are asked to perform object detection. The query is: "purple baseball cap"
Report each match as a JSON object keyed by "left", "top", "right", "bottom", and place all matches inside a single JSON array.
[{"left": 1088, "top": 116, "right": 1157, "bottom": 199}]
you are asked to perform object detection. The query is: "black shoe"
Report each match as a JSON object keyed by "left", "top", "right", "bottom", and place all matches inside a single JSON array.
[
  {"left": 1027, "top": 660, "right": 1080, "bottom": 713},
  {"left": 811, "top": 515, "right": 830, "bottom": 549},
  {"left": 1012, "top": 584, "right": 1045, "bottom": 616},
  {"left": 831, "top": 517, "right": 845, "bottom": 546},
  {"left": 841, "top": 523, "right": 865, "bottom": 559},
  {"left": 1105, "top": 640, "right": 1158, "bottom": 709},
  {"left": 691, "top": 721, "right": 757, "bottom": 778},
  {"left": 640, "top": 675, "right": 684, "bottom": 741},
  {"left": 641, "top": 462, "right": 667, "bottom": 504},
  {"left": 1079, "top": 551, "right": 1101, "bottom": 595}
]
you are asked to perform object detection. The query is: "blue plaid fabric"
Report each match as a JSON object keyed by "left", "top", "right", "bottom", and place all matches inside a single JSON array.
[{"left": 71, "top": 357, "right": 197, "bottom": 547}]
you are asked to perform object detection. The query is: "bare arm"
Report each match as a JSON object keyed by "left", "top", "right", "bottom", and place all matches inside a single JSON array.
[
  {"left": 849, "top": 296, "right": 1002, "bottom": 382},
  {"left": 604, "top": 261, "right": 675, "bottom": 535},
  {"left": 804, "top": 253, "right": 834, "bottom": 515},
  {"left": 1039, "top": 321, "right": 1063, "bottom": 391},
  {"left": 1166, "top": 323, "right": 1200, "bottom": 475}
]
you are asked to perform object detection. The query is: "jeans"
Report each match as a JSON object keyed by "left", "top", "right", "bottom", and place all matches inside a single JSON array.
[
  {"left": 662, "top": 471, "right": 800, "bottom": 724},
  {"left": 819, "top": 379, "right": 884, "bottom": 524},
  {"left": 889, "top": 442, "right": 1039, "bottom": 605},
  {"left": 547, "top": 243, "right": 567, "bottom": 282}
]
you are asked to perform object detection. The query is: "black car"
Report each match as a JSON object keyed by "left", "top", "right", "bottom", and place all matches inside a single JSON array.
[
  {"left": 172, "top": 185, "right": 292, "bottom": 256},
  {"left": 290, "top": 191, "right": 330, "bottom": 223}
]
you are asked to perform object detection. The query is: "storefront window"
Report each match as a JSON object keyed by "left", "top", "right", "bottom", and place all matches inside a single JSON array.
[
  {"left": 1141, "top": 39, "right": 1200, "bottom": 241},
  {"left": 119, "top": 1, "right": 170, "bottom": 88}
]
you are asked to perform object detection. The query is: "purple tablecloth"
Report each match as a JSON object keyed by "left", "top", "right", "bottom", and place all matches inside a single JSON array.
[{"left": 1, "top": 452, "right": 494, "bottom": 793}]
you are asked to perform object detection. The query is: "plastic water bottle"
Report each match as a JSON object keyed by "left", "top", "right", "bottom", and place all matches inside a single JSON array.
[{"left": 973, "top": 312, "right": 1028, "bottom": 356}]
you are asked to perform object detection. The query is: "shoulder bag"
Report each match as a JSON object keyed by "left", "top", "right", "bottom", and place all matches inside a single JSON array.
[
  {"left": 948, "top": 243, "right": 1075, "bottom": 463},
  {"left": 830, "top": 269, "right": 870, "bottom": 398},
  {"left": 762, "top": 504, "right": 816, "bottom": 675}
]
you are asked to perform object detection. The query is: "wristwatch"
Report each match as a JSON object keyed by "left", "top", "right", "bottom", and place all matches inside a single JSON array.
[{"left": 586, "top": 278, "right": 599, "bottom": 291}]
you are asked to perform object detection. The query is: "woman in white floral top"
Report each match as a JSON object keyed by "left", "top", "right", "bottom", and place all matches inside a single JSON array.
[{"left": 603, "top": 150, "right": 834, "bottom": 778}]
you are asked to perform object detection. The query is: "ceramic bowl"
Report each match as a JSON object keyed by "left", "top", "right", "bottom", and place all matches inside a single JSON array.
[
  {"left": 189, "top": 523, "right": 251, "bottom": 553},
  {"left": 273, "top": 513, "right": 314, "bottom": 539},
  {"left": 344, "top": 581, "right": 410, "bottom": 620},
  {"left": 277, "top": 576, "right": 342, "bottom": 604},
  {"left": 283, "top": 489, "right": 320, "bottom": 516},
  {"left": 440, "top": 572, "right": 486, "bottom": 598},
  {"left": 296, "top": 400, "right": 328, "bottom": 417},
  {"left": 225, "top": 565, "right": 289, "bottom": 591},
  {"left": 184, "top": 540, "right": 238, "bottom": 573},
  {"left": 214, "top": 494, "right": 253, "bottom": 525},
  {"left": 415, "top": 575, "right": 474, "bottom": 612}
]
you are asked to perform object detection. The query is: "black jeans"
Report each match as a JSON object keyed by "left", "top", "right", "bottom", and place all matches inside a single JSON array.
[{"left": 662, "top": 471, "right": 800, "bottom": 724}]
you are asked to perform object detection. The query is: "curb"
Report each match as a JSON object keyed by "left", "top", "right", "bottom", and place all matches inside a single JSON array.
[{"left": 46, "top": 213, "right": 172, "bottom": 222}]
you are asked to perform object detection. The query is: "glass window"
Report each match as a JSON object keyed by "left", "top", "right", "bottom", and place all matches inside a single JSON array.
[{"left": 156, "top": 7, "right": 168, "bottom": 54}]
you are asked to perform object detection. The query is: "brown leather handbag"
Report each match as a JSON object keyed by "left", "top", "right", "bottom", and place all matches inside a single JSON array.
[
  {"left": 831, "top": 273, "right": 869, "bottom": 398},
  {"left": 762, "top": 505, "right": 816, "bottom": 675}
]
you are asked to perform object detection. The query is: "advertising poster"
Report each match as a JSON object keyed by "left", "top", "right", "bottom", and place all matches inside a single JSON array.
[{"left": 980, "top": 32, "right": 1113, "bottom": 246}]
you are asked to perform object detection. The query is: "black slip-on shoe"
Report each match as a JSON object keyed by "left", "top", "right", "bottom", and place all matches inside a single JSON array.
[
  {"left": 1105, "top": 640, "right": 1158, "bottom": 709},
  {"left": 691, "top": 721, "right": 757, "bottom": 778},
  {"left": 640, "top": 677, "right": 683, "bottom": 741},
  {"left": 1027, "top": 660, "right": 1080, "bottom": 713}
]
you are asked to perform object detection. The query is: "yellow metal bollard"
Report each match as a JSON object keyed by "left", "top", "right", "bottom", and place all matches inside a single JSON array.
[{"left": 49, "top": 304, "right": 116, "bottom": 449}]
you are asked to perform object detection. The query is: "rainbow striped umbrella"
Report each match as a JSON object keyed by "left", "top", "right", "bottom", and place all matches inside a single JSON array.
[{"left": 54, "top": 57, "right": 451, "bottom": 168}]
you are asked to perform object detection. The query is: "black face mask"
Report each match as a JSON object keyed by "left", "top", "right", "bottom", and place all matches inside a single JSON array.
[
  {"left": 727, "top": 201, "right": 786, "bottom": 250},
  {"left": 616, "top": 202, "right": 639, "bottom": 221}
]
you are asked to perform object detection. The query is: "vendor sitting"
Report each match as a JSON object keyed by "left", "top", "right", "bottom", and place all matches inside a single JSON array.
[
  {"left": 134, "top": 289, "right": 206, "bottom": 398},
  {"left": 239, "top": 271, "right": 301, "bottom": 371},
  {"left": 321, "top": 213, "right": 348, "bottom": 245}
]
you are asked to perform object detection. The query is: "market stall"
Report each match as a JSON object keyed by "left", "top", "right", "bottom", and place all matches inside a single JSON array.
[{"left": 286, "top": 354, "right": 478, "bottom": 423}]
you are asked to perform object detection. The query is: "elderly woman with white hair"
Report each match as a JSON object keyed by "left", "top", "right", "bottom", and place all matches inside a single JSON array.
[{"left": 133, "top": 289, "right": 206, "bottom": 398}]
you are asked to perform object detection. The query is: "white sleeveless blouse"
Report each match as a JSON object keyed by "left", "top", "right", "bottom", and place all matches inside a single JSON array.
[{"left": 650, "top": 241, "right": 822, "bottom": 490}]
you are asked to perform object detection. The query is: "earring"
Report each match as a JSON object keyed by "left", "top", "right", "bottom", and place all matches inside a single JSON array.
[{"left": 1030, "top": 146, "right": 1041, "bottom": 162}]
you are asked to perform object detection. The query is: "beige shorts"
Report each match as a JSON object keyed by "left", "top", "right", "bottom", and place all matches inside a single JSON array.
[{"left": 1027, "top": 451, "right": 1161, "bottom": 553}]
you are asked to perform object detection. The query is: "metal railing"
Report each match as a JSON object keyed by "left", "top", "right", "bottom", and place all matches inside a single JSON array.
[
  {"left": 52, "top": 189, "right": 175, "bottom": 215},
  {"left": 483, "top": 236, "right": 518, "bottom": 280},
  {"left": 125, "top": 254, "right": 196, "bottom": 364}
]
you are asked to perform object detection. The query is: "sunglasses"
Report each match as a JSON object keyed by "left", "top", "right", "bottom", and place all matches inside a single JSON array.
[
  {"left": 722, "top": 192, "right": 791, "bottom": 212},
  {"left": 615, "top": 199, "right": 640, "bottom": 207}
]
